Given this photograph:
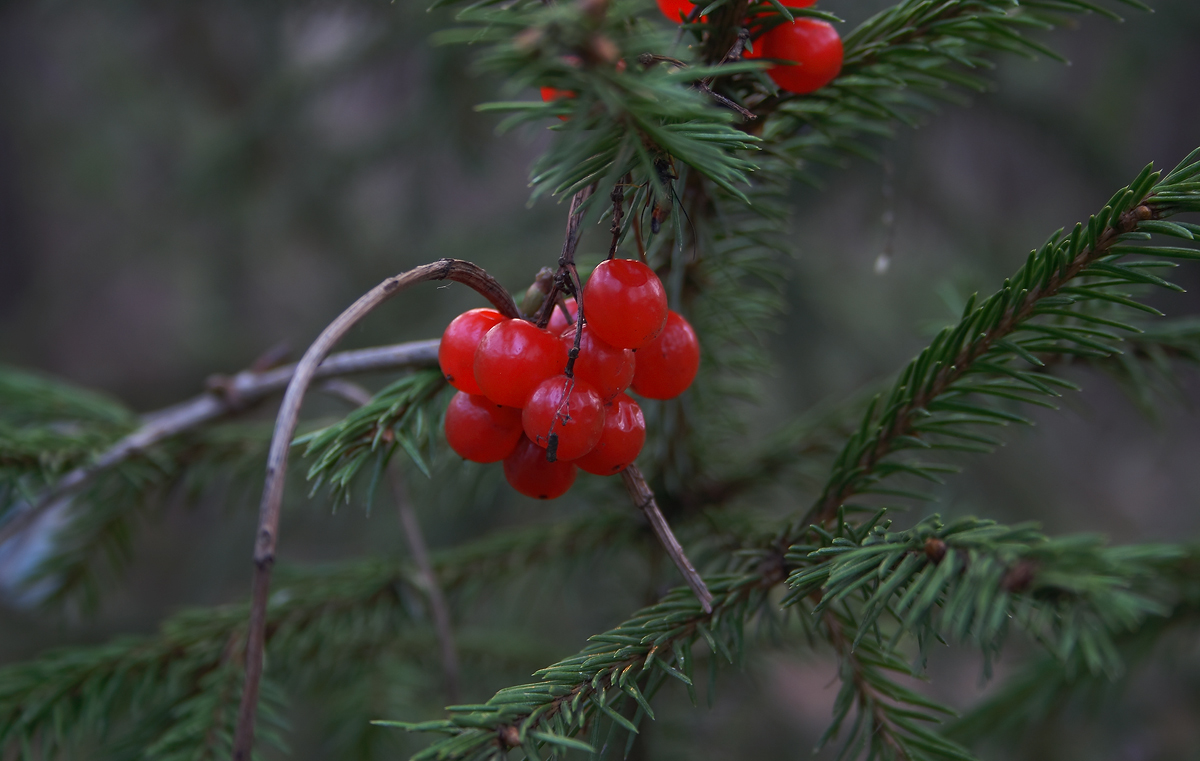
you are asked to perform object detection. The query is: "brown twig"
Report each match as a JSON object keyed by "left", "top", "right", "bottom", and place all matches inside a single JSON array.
[
  {"left": 0, "top": 339, "right": 447, "bottom": 550},
  {"left": 608, "top": 182, "right": 626, "bottom": 260},
  {"left": 319, "top": 379, "right": 461, "bottom": 703},
  {"left": 387, "top": 468, "right": 460, "bottom": 703},
  {"left": 620, "top": 465, "right": 713, "bottom": 613},
  {"left": 232, "top": 259, "right": 516, "bottom": 760},
  {"left": 534, "top": 185, "right": 596, "bottom": 329}
]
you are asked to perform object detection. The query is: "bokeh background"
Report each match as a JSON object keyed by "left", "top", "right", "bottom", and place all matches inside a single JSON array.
[{"left": 1, "top": 0, "right": 1199, "bottom": 759}]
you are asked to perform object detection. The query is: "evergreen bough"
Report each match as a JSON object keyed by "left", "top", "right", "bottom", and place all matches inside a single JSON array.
[{"left": 1, "top": 0, "right": 1198, "bottom": 759}]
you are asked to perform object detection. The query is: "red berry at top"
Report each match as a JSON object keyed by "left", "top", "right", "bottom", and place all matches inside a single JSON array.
[
  {"left": 561, "top": 323, "right": 635, "bottom": 403},
  {"left": 444, "top": 392, "right": 523, "bottom": 463},
  {"left": 547, "top": 298, "right": 579, "bottom": 334},
  {"left": 474, "top": 319, "right": 568, "bottom": 407},
  {"left": 631, "top": 310, "right": 700, "bottom": 400},
  {"left": 503, "top": 435, "right": 578, "bottom": 499},
  {"left": 575, "top": 392, "right": 646, "bottom": 476},
  {"left": 760, "top": 18, "right": 843, "bottom": 94},
  {"left": 522, "top": 375, "right": 606, "bottom": 461},
  {"left": 439, "top": 308, "right": 506, "bottom": 396},
  {"left": 656, "top": 0, "right": 696, "bottom": 22},
  {"left": 584, "top": 259, "right": 668, "bottom": 350}
]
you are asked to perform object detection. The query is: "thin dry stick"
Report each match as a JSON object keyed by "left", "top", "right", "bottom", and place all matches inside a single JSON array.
[
  {"left": 620, "top": 465, "right": 713, "bottom": 613},
  {"left": 232, "top": 259, "right": 517, "bottom": 761},
  {"left": 319, "top": 379, "right": 461, "bottom": 703},
  {"left": 0, "top": 339, "right": 441, "bottom": 549},
  {"left": 387, "top": 468, "right": 460, "bottom": 703}
]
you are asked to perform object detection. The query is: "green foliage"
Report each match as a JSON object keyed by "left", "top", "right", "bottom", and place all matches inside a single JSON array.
[
  {"left": 787, "top": 515, "right": 1183, "bottom": 677},
  {"left": 0, "top": 510, "right": 642, "bottom": 757},
  {"left": 299, "top": 369, "right": 448, "bottom": 505},
  {"left": 797, "top": 153, "right": 1200, "bottom": 529},
  {"left": 4, "top": 2, "right": 1200, "bottom": 760}
]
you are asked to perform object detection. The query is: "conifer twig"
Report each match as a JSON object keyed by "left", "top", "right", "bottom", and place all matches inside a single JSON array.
[
  {"left": 0, "top": 339, "right": 443, "bottom": 550},
  {"left": 621, "top": 465, "right": 713, "bottom": 613},
  {"left": 801, "top": 203, "right": 1158, "bottom": 528},
  {"left": 232, "top": 259, "right": 517, "bottom": 760}
]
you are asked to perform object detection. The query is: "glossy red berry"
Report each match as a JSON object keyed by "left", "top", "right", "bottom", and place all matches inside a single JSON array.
[
  {"left": 575, "top": 393, "right": 646, "bottom": 476},
  {"left": 503, "top": 435, "right": 578, "bottom": 499},
  {"left": 443, "top": 392, "right": 523, "bottom": 463},
  {"left": 560, "top": 324, "right": 635, "bottom": 403},
  {"left": 546, "top": 298, "right": 579, "bottom": 334},
  {"left": 522, "top": 375, "right": 606, "bottom": 461},
  {"left": 583, "top": 259, "right": 668, "bottom": 350},
  {"left": 438, "top": 308, "right": 506, "bottom": 396},
  {"left": 631, "top": 310, "right": 700, "bottom": 400},
  {"left": 760, "top": 18, "right": 843, "bottom": 95},
  {"left": 474, "top": 320, "right": 568, "bottom": 407}
]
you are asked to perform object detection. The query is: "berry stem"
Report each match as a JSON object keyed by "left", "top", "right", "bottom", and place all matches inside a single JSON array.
[
  {"left": 608, "top": 180, "right": 626, "bottom": 260},
  {"left": 621, "top": 465, "right": 714, "bottom": 613},
  {"left": 534, "top": 184, "right": 596, "bottom": 329}
]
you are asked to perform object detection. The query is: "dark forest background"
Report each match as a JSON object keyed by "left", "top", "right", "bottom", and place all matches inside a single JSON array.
[{"left": 1, "top": 1, "right": 1199, "bottom": 758}]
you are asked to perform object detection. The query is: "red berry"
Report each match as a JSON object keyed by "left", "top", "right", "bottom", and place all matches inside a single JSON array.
[
  {"left": 474, "top": 320, "right": 568, "bottom": 407},
  {"left": 540, "top": 86, "right": 575, "bottom": 102},
  {"left": 779, "top": 0, "right": 816, "bottom": 6},
  {"left": 522, "top": 375, "right": 606, "bottom": 461},
  {"left": 438, "top": 308, "right": 506, "bottom": 396},
  {"left": 561, "top": 324, "right": 635, "bottom": 403},
  {"left": 575, "top": 393, "right": 646, "bottom": 476},
  {"left": 760, "top": 18, "right": 842, "bottom": 95},
  {"left": 547, "top": 298, "right": 579, "bottom": 334},
  {"left": 540, "top": 86, "right": 574, "bottom": 121},
  {"left": 443, "top": 392, "right": 523, "bottom": 463},
  {"left": 656, "top": 0, "right": 699, "bottom": 22},
  {"left": 503, "top": 435, "right": 578, "bottom": 499},
  {"left": 631, "top": 310, "right": 700, "bottom": 400},
  {"left": 583, "top": 259, "right": 668, "bottom": 350}
]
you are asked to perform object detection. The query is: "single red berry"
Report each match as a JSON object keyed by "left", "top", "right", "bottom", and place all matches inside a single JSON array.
[
  {"left": 443, "top": 392, "right": 523, "bottom": 463},
  {"left": 438, "top": 308, "right": 506, "bottom": 396},
  {"left": 656, "top": 0, "right": 701, "bottom": 22},
  {"left": 583, "top": 259, "right": 668, "bottom": 350},
  {"left": 575, "top": 393, "right": 646, "bottom": 476},
  {"left": 546, "top": 298, "right": 579, "bottom": 334},
  {"left": 474, "top": 319, "right": 568, "bottom": 407},
  {"left": 540, "top": 86, "right": 575, "bottom": 121},
  {"left": 760, "top": 18, "right": 842, "bottom": 95},
  {"left": 631, "top": 310, "right": 700, "bottom": 400},
  {"left": 522, "top": 375, "right": 606, "bottom": 461},
  {"left": 503, "top": 435, "right": 578, "bottom": 500},
  {"left": 561, "top": 323, "right": 635, "bottom": 403},
  {"left": 779, "top": 0, "right": 816, "bottom": 6}
]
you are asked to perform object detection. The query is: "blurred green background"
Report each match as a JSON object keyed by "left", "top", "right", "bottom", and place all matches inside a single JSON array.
[{"left": 1, "top": 1, "right": 1199, "bottom": 758}]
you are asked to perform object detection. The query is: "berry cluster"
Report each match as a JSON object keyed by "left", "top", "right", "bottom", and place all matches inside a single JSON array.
[
  {"left": 439, "top": 259, "right": 700, "bottom": 500},
  {"left": 656, "top": 0, "right": 843, "bottom": 95}
]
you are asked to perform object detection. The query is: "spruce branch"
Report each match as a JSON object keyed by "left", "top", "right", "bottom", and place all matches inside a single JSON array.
[
  {"left": 0, "top": 509, "right": 641, "bottom": 757},
  {"left": 797, "top": 155, "right": 1200, "bottom": 530},
  {"left": 233, "top": 259, "right": 518, "bottom": 761},
  {"left": 787, "top": 515, "right": 1182, "bottom": 678},
  {"left": 0, "top": 339, "right": 441, "bottom": 552},
  {"left": 819, "top": 607, "right": 974, "bottom": 761}
]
